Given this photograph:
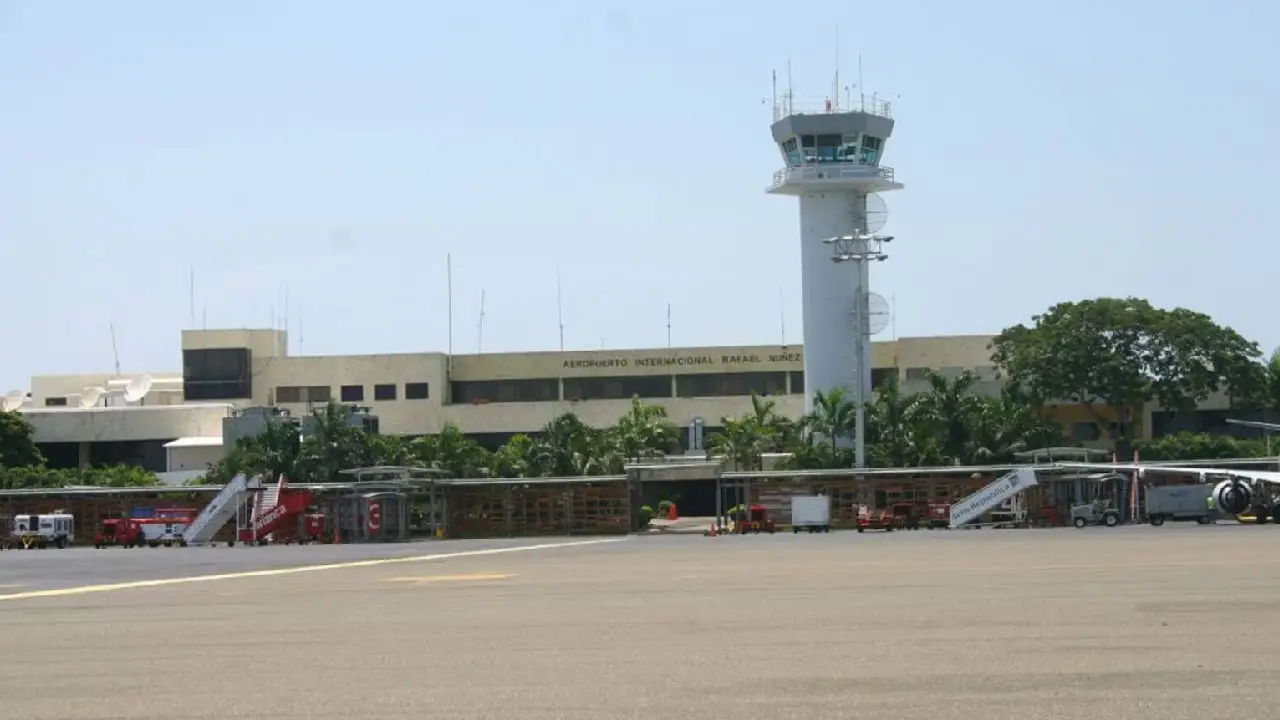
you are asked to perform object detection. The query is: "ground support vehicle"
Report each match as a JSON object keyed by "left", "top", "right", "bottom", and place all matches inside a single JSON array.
[
  {"left": 924, "top": 503, "right": 950, "bottom": 529},
  {"left": 280, "top": 512, "right": 328, "bottom": 544},
  {"left": 1071, "top": 500, "right": 1121, "bottom": 528},
  {"left": 10, "top": 513, "right": 75, "bottom": 549},
  {"left": 138, "top": 508, "right": 195, "bottom": 547},
  {"left": 734, "top": 505, "right": 776, "bottom": 534},
  {"left": 94, "top": 518, "right": 147, "bottom": 548},
  {"left": 790, "top": 496, "right": 831, "bottom": 533},
  {"left": 856, "top": 507, "right": 894, "bottom": 532},
  {"left": 891, "top": 502, "right": 924, "bottom": 530},
  {"left": 1145, "top": 485, "right": 1215, "bottom": 526}
]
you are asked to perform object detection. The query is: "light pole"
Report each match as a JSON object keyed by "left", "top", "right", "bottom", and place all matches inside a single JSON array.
[{"left": 824, "top": 232, "right": 891, "bottom": 468}]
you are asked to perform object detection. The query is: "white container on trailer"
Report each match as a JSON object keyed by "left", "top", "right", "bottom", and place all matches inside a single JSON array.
[{"left": 790, "top": 495, "right": 832, "bottom": 533}]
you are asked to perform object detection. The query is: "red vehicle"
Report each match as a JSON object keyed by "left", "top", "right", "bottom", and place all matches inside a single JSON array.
[
  {"left": 856, "top": 506, "right": 894, "bottom": 532},
  {"left": 735, "top": 504, "right": 777, "bottom": 534},
  {"left": 890, "top": 502, "right": 923, "bottom": 530},
  {"left": 925, "top": 503, "right": 950, "bottom": 529},
  {"left": 94, "top": 517, "right": 147, "bottom": 548}
]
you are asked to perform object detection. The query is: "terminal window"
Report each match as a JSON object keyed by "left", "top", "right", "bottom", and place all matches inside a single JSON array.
[
  {"left": 871, "top": 367, "right": 897, "bottom": 390},
  {"left": 563, "top": 375, "right": 671, "bottom": 401},
  {"left": 44, "top": 396, "right": 68, "bottom": 407},
  {"left": 183, "top": 347, "right": 252, "bottom": 401},
  {"left": 790, "top": 371, "right": 804, "bottom": 394},
  {"left": 676, "top": 372, "right": 787, "bottom": 398},
  {"left": 374, "top": 383, "right": 397, "bottom": 401},
  {"left": 340, "top": 385, "right": 364, "bottom": 402},
  {"left": 275, "top": 385, "right": 331, "bottom": 404},
  {"left": 405, "top": 382, "right": 430, "bottom": 400},
  {"left": 451, "top": 378, "right": 559, "bottom": 404}
]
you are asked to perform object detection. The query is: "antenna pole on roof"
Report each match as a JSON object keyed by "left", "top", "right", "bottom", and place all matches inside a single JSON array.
[
  {"left": 189, "top": 267, "right": 195, "bottom": 329},
  {"left": 477, "top": 290, "right": 486, "bottom": 354},
  {"left": 556, "top": 263, "right": 565, "bottom": 351},
  {"left": 109, "top": 321, "right": 121, "bottom": 377},
  {"left": 666, "top": 303, "right": 672, "bottom": 348},
  {"left": 447, "top": 253, "right": 454, "bottom": 368}
]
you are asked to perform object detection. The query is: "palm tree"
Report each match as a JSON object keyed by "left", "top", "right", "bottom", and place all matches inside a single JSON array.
[
  {"left": 706, "top": 416, "right": 769, "bottom": 470},
  {"left": 908, "top": 371, "right": 989, "bottom": 465},
  {"left": 410, "top": 423, "right": 491, "bottom": 478},
  {"left": 611, "top": 397, "right": 681, "bottom": 462},
  {"left": 805, "top": 387, "right": 858, "bottom": 454}
]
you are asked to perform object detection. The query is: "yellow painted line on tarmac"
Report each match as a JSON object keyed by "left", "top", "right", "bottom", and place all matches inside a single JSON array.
[
  {"left": 0, "top": 538, "right": 626, "bottom": 603},
  {"left": 386, "top": 572, "right": 515, "bottom": 584}
]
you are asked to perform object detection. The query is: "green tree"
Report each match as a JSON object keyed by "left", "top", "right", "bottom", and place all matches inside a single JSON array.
[
  {"left": 610, "top": 397, "right": 681, "bottom": 462},
  {"left": 1135, "top": 432, "right": 1271, "bottom": 461},
  {"left": 990, "top": 297, "right": 1262, "bottom": 451},
  {"left": 410, "top": 423, "right": 491, "bottom": 478},
  {"left": 0, "top": 410, "right": 44, "bottom": 468}
]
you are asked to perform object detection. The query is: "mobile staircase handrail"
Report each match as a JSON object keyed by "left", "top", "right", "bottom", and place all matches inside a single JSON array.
[
  {"left": 949, "top": 468, "right": 1039, "bottom": 529},
  {"left": 183, "top": 474, "right": 261, "bottom": 545}
]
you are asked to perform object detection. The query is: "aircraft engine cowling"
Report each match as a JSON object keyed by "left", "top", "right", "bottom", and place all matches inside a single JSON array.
[{"left": 1212, "top": 479, "right": 1253, "bottom": 516}]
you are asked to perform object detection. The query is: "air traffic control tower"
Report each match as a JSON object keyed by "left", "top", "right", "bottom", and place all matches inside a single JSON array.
[{"left": 767, "top": 91, "right": 903, "bottom": 417}]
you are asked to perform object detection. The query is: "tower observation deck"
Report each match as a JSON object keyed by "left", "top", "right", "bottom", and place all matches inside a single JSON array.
[{"left": 767, "top": 92, "right": 903, "bottom": 425}]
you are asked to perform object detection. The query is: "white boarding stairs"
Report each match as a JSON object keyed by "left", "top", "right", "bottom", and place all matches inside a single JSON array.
[
  {"left": 249, "top": 475, "right": 287, "bottom": 543},
  {"left": 182, "top": 474, "right": 262, "bottom": 545},
  {"left": 948, "top": 469, "right": 1039, "bottom": 529}
]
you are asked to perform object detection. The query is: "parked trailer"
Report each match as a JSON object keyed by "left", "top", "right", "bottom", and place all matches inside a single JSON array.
[
  {"left": 790, "top": 495, "right": 831, "bottom": 533},
  {"left": 10, "top": 513, "right": 75, "bottom": 549},
  {"left": 1145, "top": 484, "right": 1215, "bottom": 526},
  {"left": 138, "top": 508, "right": 195, "bottom": 547}
]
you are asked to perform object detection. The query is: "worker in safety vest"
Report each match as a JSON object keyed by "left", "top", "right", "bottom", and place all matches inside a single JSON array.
[{"left": 1206, "top": 494, "right": 1216, "bottom": 523}]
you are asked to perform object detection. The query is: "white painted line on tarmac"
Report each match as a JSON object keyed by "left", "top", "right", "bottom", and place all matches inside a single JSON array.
[
  {"left": 385, "top": 572, "right": 516, "bottom": 584},
  {"left": 0, "top": 538, "right": 627, "bottom": 603}
]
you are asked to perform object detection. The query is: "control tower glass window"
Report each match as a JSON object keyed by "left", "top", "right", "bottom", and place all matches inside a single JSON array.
[
  {"left": 860, "top": 135, "right": 883, "bottom": 164},
  {"left": 780, "top": 138, "right": 801, "bottom": 167},
  {"left": 814, "top": 134, "right": 843, "bottom": 163},
  {"left": 838, "top": 135, "right": 861, "bottom": 162}
]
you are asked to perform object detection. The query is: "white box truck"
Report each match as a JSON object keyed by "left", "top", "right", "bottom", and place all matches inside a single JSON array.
[{"left": 790, "top": 495, "right": 831, "bottom": 533}]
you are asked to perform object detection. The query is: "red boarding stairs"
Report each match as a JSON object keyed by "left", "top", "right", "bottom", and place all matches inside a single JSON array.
[{"left": 239, "top": 475, "right": 313, "bottom": 545}]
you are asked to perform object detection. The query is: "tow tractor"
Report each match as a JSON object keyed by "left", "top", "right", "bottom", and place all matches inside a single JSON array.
[
  {"left": 10, "top": 512, "right": 75, "bottom": 549},
  {"left": 1071, "top": 499, "right": 1121, "bottom": 528}
]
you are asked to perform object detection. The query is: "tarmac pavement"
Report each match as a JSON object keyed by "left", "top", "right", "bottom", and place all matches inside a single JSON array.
[{"left": 2, "top": 524, "right": 1279, "bottom": 719}]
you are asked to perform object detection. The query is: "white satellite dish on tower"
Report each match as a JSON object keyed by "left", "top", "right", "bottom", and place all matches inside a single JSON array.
[
  {"left": 866, "top": 292, "right": 892, "bottom": 335},
  {"left": 79, "top": 386, "right": 105, "bottom": 409},
  {"left": 123, "top": 374, "right": 153, "bottom": 403},
  {"left": 1, "top": 390, "right": 24, "bottom": 412},
  {"left": 862, "top": 193, "right": 889, "bottom": 234}
]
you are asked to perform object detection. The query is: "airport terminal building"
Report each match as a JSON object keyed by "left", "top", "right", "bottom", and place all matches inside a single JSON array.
[{"left": 13, "top": 328, "right": 1235, "bottom": 478}]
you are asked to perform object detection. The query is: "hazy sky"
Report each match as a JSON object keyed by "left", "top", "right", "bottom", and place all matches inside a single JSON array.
[{"left": 1, "top": 0, "right": 1276, "bottom": 389}]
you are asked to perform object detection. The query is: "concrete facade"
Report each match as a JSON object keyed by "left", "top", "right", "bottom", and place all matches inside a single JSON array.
[{"left": 19, "top": 329, "right": 1003, "bottom": 450}]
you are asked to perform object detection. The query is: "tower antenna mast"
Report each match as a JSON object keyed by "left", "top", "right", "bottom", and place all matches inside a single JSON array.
[
  {"left": 477, "top": 290, "right": 486, "bottom": 354},
  {"left": 556, "top": 264, "right": 565, "bottom": 351},
  {"left": 109, "top": 321, "right": 121, "bottom": 377}
]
